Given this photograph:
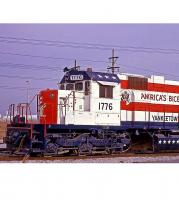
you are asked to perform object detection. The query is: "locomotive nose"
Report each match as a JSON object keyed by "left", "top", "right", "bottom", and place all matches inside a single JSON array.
[{"left": 39, "top": 89, "right": 58, "bottom": 124}]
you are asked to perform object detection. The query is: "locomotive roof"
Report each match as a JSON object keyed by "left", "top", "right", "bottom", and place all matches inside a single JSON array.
[{"left": 60, "top": 69, "right": 120, "bottom": 83}]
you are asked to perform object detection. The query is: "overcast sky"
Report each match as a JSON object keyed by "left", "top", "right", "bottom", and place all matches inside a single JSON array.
[{"left": 1, "top": 24, "right": 179, "bottom": 114}]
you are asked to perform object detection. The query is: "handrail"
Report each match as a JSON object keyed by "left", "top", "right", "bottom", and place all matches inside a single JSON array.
[{"left": 6, "top": 93, "right": 39, "bottom": 124}]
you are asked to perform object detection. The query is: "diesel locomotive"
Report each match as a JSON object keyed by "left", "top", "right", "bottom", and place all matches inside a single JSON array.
[{"left": 4, "top": 63, "right": 179, "bottom": 156}]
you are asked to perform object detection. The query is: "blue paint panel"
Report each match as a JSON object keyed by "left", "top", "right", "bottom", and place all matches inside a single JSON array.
[
  {"left": 121, "top": 121, "right": 179, "bottom": 129},
  {"left": 46, "top": 121, "right": 179, "bottom": 132},
  {"left": 60, "top": 70, "right": 120, "bottom": 83},
  {"left": 86, "top": 71, "right": 120, "bottom": 83}
]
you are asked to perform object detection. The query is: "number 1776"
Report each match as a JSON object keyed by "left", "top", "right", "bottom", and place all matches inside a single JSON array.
[{"left": 99, "top": 102, "right": 113, "bottom": 110}]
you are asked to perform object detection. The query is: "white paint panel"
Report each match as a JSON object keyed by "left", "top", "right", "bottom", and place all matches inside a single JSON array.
[
  {"left": 118, "top": 73, "right": 147, "bottom": 78},
  {"left": 165, "top": 80, "right": 179, "bottom": 86},
  {"left": 129, "top": 90, "right": 179, "bottom": 105},
  {"left": 121, "top": 110, "right": 133, "bottom": 122},
  {"left": 151, "top": 75, "right": 164, "bottom": 83},
  {"left": 95, "top": 98, "right": 120, "bottom": 114},
  {"left": 121, "top": 111, "right": 179, "bottom": 123},
  {"left": 73, "top": 112, "right": 95, "bottom": 125},
  {"left": 95, "top": 113, "right": 120, "bottom": 125}
]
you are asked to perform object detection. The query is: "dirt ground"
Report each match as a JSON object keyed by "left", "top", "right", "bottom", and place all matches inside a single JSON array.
[
  {"left": 1, "top": 154, "right": 179, "bottom": 163},
  {"left": 0, "top": 121, "right": 6, "bottom": 139}
]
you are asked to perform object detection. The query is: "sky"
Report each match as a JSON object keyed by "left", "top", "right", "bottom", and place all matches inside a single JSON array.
[{"left": 1, "top": 24, "right": 179, "bottom": 115}]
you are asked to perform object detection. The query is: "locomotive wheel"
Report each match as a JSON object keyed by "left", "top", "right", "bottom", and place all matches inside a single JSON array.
[
  {"left": 46, "top": 142, "right": 58, "bottom": 155},
  {"left": 78, "top": 142, "right": 93, "bottom": 155},
  {"left": 109, "top": 132, "right": 131, "bottom": 154},
  {"left": 119, "top": 132, "right": 131, "bottom": 153}
]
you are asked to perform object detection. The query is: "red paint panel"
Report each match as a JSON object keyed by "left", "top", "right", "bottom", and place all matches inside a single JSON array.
[
  {"left": 39, "top": 89, "right": 58, "bottom": 124},
  {"left": 121, "top": 80, "right": 179, "bottom": 94},
  {"left": 121, "top": 101, "right": 179, "bottom": 113},
  {"left": 121, "top": 80, "right": 128, "bottom": 88}
]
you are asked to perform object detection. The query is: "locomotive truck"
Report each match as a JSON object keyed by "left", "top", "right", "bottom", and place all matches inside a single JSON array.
[{"left": 4, "top": 64, "right": 179, "bottom": 156}]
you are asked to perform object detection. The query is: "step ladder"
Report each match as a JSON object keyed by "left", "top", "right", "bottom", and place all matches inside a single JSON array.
[{"left": 31, "top": 129, "right": 45, "bottom": 153}]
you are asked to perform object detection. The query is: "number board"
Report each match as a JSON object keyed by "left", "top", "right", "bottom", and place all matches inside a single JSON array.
[{"left": 70, "top": 75, "right": 84, "bottom": 81}]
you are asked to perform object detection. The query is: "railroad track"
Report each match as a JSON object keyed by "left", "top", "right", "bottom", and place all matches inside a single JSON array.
[
  {"left": 0, "top": 151, "right": 179, "bottom": 162},
  {"left": 0, "top": 140, "right": 179, "bottom": 162}
]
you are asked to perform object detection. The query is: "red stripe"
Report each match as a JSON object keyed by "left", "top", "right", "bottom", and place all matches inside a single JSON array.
[
  {"left": 121, "top": 80, "right": 179, "bottom": 94},
  {"left": 121, "top": 101, "right": 179, "bottom": 113}
]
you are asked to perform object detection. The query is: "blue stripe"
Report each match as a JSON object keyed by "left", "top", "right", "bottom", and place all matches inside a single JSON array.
[
  {"left": 121, "top": 121, "right": 179, "bottom": 129},
  {"left": 45, "top": 121, "right": 179, "bottom": 132}
]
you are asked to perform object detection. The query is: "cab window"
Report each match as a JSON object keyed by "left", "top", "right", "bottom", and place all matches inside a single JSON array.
[
  {"left": 75, "top": 82, "right": 83, "bottom": 91},
  {"left": 60, "top": 84, "right": 65, "bottom": 90},
  {"left": 66, "top": 83, "right": 74, "bottom": 90},
  {"left": 85, "top": 81, "right": 90, "bottom": 95},
  {"left": 99, "top": 84, "right": 113, "bottom": 98}
]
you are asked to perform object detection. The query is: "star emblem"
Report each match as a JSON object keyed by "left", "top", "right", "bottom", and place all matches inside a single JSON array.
[
  {"left": 158, "top": 140, "right": 162, "bottom": 144},
  {"left": 177, "top": 140, "right": 179, "bottom": 144},
  {"left": 97, "top": 74, "right": 102, "bottom": 78},
  {"left": 112, "top": 76, "right": 117, "bottom": 80},
  {"left": 168, "top": 140, "right": 171, "bottom": 144},
  {"left": 163, "top": 140, "right": 166, "bottom": 144},
  {"left": 105, "top": 75, "right": 109, "bottom": 79},
  {"left": 172, "top": 140, "right": 175, "bottom": 144}
]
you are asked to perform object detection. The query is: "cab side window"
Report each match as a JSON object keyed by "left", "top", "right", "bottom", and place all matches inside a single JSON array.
[
  {"left": 75, "top": 82, "right": 83, "bottom": 91},
  {"left": 85, "top": 81, "right": 90, "bottom": 95},
  {"left": 99, "top": 84, "right": 113, "bottom": 98},
  {"left": 60, "top": 84, "right": 65, "bottom": 90},
  {"left": 66, "top": 83, "right": 74, "bottom": 90}
]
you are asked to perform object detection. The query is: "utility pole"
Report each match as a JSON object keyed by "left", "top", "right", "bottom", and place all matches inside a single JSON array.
[
  {"left": 25, "top": 80, "right": 30, "bottom": 104},
  {"left": 107, "top": 49, "right": 119, "bottom": 74},
  {"left": 75, "top": 59, "right": 77, "bottom": 69},
  {"left": 74, "top": 59, "right": 80, "bottom": 70}
]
